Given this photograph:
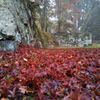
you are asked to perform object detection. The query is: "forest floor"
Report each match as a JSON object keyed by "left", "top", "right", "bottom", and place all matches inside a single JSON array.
[{"left": 0, "top": 45, "right": 100, "bottom": 100}]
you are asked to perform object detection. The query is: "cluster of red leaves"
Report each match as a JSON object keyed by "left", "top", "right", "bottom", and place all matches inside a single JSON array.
[{"left": 0, "top": 45, "right": 100, "bottom": 100}]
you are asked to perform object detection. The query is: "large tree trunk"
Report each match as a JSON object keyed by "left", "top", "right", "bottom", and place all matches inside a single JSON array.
[{"left": 0, "top": 0, "right": 34, "bottom": 44}]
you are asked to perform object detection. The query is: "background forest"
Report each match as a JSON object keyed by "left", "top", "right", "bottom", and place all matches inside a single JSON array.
[{"left": 0, "top": 0, "right": 100, "bottom": 49}]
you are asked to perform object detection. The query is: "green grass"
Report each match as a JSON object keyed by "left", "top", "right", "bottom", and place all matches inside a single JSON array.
[
  {"left": 86, "top": 44, "right": 100, "bottom": 48},
  {"left": 53, "top": 44, "right": 100, "bottom": 49}
]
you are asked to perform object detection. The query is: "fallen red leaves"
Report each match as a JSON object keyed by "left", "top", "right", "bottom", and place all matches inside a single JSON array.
[{"left": 0, "top": 45, "right": 100, "bottom": 100}]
